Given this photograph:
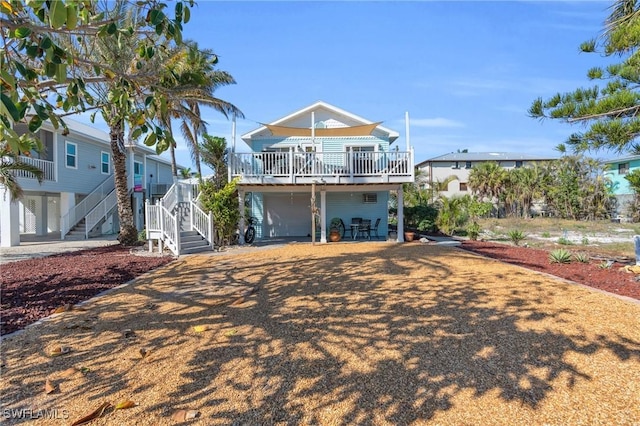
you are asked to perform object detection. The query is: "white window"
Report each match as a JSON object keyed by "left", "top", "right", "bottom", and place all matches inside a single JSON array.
[
  {"left": 65, "top": 141, "right": 77, "bottom": 169},
  {"left": 101, "top": 152, "right": 110, "bottom": 174}
]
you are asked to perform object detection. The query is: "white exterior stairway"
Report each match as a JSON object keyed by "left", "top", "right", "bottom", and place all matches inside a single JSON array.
[{"left": 145, "top": 183, "right": 214, "bottom": 255}]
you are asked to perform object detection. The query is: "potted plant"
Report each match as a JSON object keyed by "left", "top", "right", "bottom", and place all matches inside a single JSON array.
[
  {"left": 329, "top": 217, "right": 343, "bottom": 242},
  {"left": 404, "top": 231, "right": 415, "bottom": 241}
]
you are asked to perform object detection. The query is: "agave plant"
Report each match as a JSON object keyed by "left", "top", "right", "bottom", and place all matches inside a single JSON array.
[
  {"left": 507, "top": 229, "right": 527, "bottom": 246},
  {"left": 549, "top": 248, "right": 572, "bottom": 264}
]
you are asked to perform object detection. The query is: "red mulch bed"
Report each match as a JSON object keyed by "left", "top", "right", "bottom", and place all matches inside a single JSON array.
[
  {"left": 0, "top": 246, "right": 174, "bottom": 336},
  {"left": 460, "top": 240, "right": 640, "bottom": 301}
]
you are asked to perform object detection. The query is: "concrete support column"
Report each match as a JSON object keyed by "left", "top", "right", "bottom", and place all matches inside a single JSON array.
[
  {"left": 35, "top": 195, "right": 48, "bottom": 236},
  {"left": 60, "top": 192, "right": 75, "bottom": 219},
  {"left": 320, "top": 189, "right": 327, "bottom": 243},
  {"left": 396, "top": 185, "right": 404, "bottom": 242},
  {"left": 0, "top": 187, "right": 20, "bottom": 247}
]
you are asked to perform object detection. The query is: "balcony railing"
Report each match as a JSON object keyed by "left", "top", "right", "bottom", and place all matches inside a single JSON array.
[
  {"left": 230, "top": 149, "right": 414, "bottom": 184},
  {"left": 15, "top": 156, "right": 55, "bottom": 181}
]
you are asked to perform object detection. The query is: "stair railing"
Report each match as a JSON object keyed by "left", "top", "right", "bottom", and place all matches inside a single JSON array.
[
  {"left": 190, "top": 200, "right": 214, "bottom": 248},
  {"left": 85, "top": 189, "right": 118, "bottom": 239},
  {"left": 61, "top": 175, "right": 115, "bottom": 239}
]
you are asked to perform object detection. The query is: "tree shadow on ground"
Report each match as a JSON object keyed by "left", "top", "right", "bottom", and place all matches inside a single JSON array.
[{"left": 1, "top": 244, "right": 639, "bottom": 425}]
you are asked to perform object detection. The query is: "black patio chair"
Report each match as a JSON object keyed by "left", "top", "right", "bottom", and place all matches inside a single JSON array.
[
  {"left": 370, "top": 218, "right": 381, "bottom": 239},
  {"left": 359, "top": 219, "right": 371, "bottom": 240}
]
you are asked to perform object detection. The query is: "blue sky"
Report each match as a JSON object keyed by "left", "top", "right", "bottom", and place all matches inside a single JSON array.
[{"left": 86, "top": 1, "right": 616, "bottom": 172}]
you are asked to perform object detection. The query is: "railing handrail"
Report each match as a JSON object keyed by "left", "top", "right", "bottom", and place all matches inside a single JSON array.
[
  {"left": 84, "top": 188, "right": 117, "bottom": 239},
  {"left": 190, "top": 200, "right": 213, "bottom": 247},
  {"left": 61, "top": 174, "right": 115, "bottom": 239},
  {"left": 159, "top": 204, "right": 180, "bottom": 255},
  {"left": 230, "top": 150, "right": 413, "bottom": 178},
  {"left": 15, "top": 156, "right": 55, "bottom": 181}
]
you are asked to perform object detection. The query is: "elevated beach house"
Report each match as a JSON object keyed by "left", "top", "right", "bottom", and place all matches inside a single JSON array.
[
  {"left": 230, "top": 101, "right": 415, "bottom": 242},
  {"left": 1, "top": 118, "right": 177, "bottom": 247}
]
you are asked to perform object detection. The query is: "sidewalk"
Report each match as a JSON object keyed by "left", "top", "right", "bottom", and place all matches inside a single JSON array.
[{"left": 0, "top": 233, "right": 119, "bottom": 265}]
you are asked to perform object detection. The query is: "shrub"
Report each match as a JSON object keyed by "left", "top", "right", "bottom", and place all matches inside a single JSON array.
[
  {"left": 574, "top": 252, "right": 589, "bottom": 263},
  {"left": 549, "top": 248, "right": 572, "bottom": 264},
  {"left": 138, "top": 229, "right": 146, "bottom": 241},
  {"left": 541, "top": 231, "right": 551, "bottom": 238},
  {"left": 557, "top": 237, "right": 573, "bottom": 245},
  {"left": 467, "top": 221, "right": 481, "bottom": 241},
  {"left": 581, "top": 236, "right": 589, "bottom": 245},
  {"left": 507, "top": 229, "right": 527, "bottom": 246}
]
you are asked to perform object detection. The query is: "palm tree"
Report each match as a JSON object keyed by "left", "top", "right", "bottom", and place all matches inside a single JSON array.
[
  {"left": 0, "top": 145, "right": 44, "bottom": 200},
  {"left": 468, "top": 162, "right": 508, "bottom": 215},
  {"left": 157, "top": 41, "right": 243, "bottom": 178},
  {"left": 200, "top": 135, "right": 228, "bottom": 191}
]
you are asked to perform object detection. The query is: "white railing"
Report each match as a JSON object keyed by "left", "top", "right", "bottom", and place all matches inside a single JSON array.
[
  {"left": 85, "top": 189, "right": 117, "bottom": 239},
  {"left": 16, "top": 156, "right": 55, "bottom": 181},
  {"left": 161, "top": 182, "right": 178, "bottom": 212},
  {"left": 61, "top": 175, "right": 115, "bottom": 239},
  {"left": 144, "top": 201, "right": 179, "bottom": 255},
  {"left": 230, "top": 149, "right": 413, "bottom": 179},
  {"left": 145, "top": 182, "right": 205, "bottom": 255},
  {"left": 190, "top": 201, "right": 213, "bottom": 246}
]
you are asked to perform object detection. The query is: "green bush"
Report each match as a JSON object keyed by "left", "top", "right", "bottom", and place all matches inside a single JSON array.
[
  {"left": 138, "top": 229, "right": 146, "bottom": 241},
  {"left": 404, "top": 204, "right": 438, "bottom": 232},
  {"left": 507, "top": 229, "right": 527, "bottom": 246},
  {"left": 549, "top": 248, "right": 572, "bottom": 264},
  {"left": 467, "top": 221, "right": 481, "bottom": 241},
  {"left": 557, "top": 237, "right": 573, "bottom": 245},
  {"left": 199, "top": 178, "right": 241, "bottom": 246},
  {"left": 541, "top": 231, "right": 551, "bottom": 238}
]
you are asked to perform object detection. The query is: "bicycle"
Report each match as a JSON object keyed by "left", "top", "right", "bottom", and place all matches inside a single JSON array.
[{"left": 244, "top": 216, "right": 257, "bottom": 244}]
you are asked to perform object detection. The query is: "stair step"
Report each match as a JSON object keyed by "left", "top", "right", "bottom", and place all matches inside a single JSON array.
[
  {"left": 180, "top": 240, "right": 210, "bottom": 249},
  {"left": 180, "top": 244, "right": 212, "bottom": 254}
]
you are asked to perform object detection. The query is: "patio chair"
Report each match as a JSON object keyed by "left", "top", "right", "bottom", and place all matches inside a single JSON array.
[
  {"left": 359, "top": 219, "right": 371, "bottom": 240},
  {"left": 348, "top": 217, "right": 362, "bottom": 239},
  {"left": 370, "top": 218, "right": 381, "bottom": 239}
]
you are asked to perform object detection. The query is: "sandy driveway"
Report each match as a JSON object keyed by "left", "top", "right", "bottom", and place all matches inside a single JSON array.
[{"left": 1, "top": 243, "right": 639, "bottom": 425}]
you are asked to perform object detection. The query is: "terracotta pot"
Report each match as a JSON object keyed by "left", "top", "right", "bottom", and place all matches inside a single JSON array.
[
  {"left": 329, "top": 229, "right": 341, "bottom": 242},
  {"left": 404, "top": 232, "right": 415, "bottom": 242}
]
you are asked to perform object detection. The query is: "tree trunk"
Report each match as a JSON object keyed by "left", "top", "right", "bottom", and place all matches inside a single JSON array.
[
  {"left": 110, "top": 122, "right": 138, "bottom": 245},
  {"left": 170, "top": 144, "right": 178, "bottom": 178}
]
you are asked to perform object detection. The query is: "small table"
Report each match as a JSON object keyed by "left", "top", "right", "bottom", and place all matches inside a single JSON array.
[{"left": 350, "top": 224, "right": 360, "bottom": 240}]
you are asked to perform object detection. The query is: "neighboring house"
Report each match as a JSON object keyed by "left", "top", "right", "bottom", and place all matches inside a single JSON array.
[
  {"left": 603, "top": 155, "right": 639, "bottom": 216},
  {"left": 230, "top": 101, "right": 414, "bottom": 242},
  {"left": 0, "top": 118, "right": 178, "bottom": 247},
  {"left": 416, "top": 152, "right": 556, "bottom": 198}
]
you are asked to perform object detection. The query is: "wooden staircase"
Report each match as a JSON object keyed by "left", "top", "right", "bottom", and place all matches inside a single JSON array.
[{"left": 175, "top": 202, "right": 211, "bottom": 254}]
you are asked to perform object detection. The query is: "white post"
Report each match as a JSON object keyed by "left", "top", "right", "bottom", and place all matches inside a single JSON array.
[
  {"left": 311, "top": 181, "right": 316, "bottom": 244},
  {"left": 405, "top": 111, "right": 410, "bottom": 152},
  {"left": 229, "top": 114, "right": 236, "bottom": 183},
  {"left": 0, "top": 188, "right": 20, "bottom": 247},
  {"left": 238, "top": 189, "right": 245, "bottom": 245},
  {"left": 208, "top": 211, "right": 214, "bottom": 250},
  {"left": 320, "top": 189, "right": 327, "bottom": 243},
  {"left": 397, "top": 185, "right": 405, "bottom": 242}
]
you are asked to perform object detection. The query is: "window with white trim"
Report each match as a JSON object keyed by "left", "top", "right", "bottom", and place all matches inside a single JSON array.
[
  {"left": 619, "top": 162, "right": 629, "bottom": 175},
  {"left": 65, "top": 141, "right": 77, "bottom": 169},
  {"left": 101, "top": 152, "right": 110, "bottom": 174}
]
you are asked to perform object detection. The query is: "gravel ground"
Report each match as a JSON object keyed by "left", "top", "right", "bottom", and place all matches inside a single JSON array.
[{"left": 1, "top": 242, "right": 639, "bottom": 425}]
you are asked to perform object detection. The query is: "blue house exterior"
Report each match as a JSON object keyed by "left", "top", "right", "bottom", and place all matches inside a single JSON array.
[
  {"left": 1, "top": 118, "right": 178, "bottom": 247},
  {"left": 231, "top": 101, "right": 414, "bottom": 243},
  {"left": 604, "top": 155, "right": 640, "bottom": 216}
]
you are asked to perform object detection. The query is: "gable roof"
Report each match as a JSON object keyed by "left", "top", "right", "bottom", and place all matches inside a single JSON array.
[
  {"left": 417, "top": 152, "right": 557, "bottom": 167},
  {"left": 241, "top": 101, "right": 399, "bottom": 144}
]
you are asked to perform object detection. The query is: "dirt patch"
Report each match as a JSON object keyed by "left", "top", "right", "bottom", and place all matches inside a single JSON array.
[
  {"left": 460, "top": 240, "right": 640, "bottom": 301},
  {"left": 0, "top": 245, "right": 175, "bottom": 336},
  {"left": 0, "top": 243, "right": 639, "bottom": 425}
]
